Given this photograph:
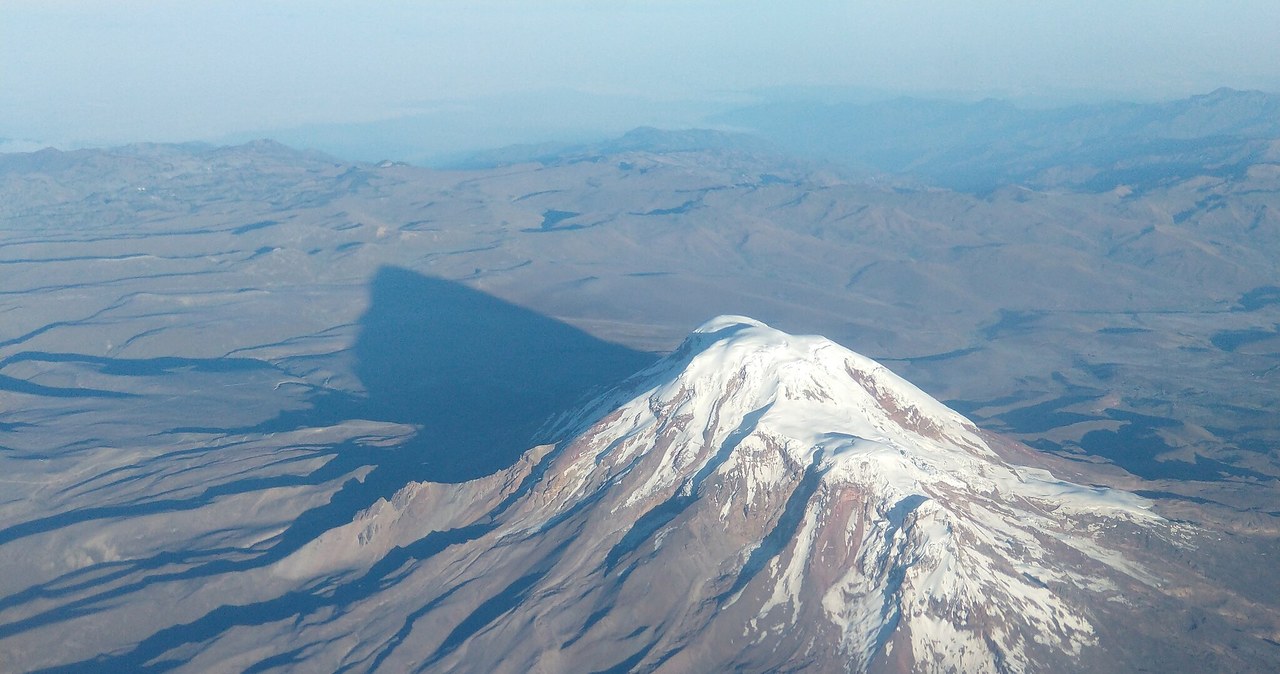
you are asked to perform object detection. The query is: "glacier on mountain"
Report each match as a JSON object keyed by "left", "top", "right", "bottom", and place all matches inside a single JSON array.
[{"left": 276, "top": 316, "right": 1172, "bottom": 673}]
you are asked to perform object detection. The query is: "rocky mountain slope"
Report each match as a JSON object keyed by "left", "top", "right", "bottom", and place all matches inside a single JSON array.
[{"left": 217, "top": 318, "right": 1266, "bottom": 673}]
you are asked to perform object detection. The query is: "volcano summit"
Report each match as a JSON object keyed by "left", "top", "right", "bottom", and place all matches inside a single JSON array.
[{"left": 246, "top": 317, "right": 1222, "bottom": 673}]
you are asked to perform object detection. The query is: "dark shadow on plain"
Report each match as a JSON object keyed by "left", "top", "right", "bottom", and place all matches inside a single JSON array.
[
  {"left": 347, "top": 266, "right": 655, "bottom": 482},
  {"left": 1, "top": 262, "right": 655, "bottom": 550},
  {"left": 2, "top": 268, "right": 656, "bottom": 669},
  {"left": 238, "top": 266, "right": 656, "bottom": 484}
]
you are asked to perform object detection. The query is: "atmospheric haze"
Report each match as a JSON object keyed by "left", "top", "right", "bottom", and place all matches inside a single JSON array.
[{"left": 4, "top": 1, "right": 1280, "bottom": 150}]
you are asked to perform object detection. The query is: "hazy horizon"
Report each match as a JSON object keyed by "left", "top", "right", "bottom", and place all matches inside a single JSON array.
[{"left": 4, "top": 1, "right": 1280, "bottom": 153}]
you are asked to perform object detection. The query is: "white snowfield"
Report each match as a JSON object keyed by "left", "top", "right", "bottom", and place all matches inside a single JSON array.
[{"left": 280, "top": 316, "right": 1171, "bottom": 673}]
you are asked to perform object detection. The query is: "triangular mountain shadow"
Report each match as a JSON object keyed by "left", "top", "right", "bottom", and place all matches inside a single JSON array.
[
  {"left": 273, "top": 266, "right": 657, "bottom": 483},
  {"left": 0, "top": 272, "right": 655, "bottom": 660}
]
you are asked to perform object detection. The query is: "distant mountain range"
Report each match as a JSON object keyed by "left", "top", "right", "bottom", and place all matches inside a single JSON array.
[
  {"left": 448, "top": 88, "right": 1280, "bottom": 193},
  {"left": 708, "top": 88, "right": 1280, "bottom": 192},
  {"left": 213, "top": 88, "right": 1280, "bottom": 194}
]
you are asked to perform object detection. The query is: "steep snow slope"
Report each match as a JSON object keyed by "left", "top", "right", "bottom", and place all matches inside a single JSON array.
[{"left": 275, "top": 317, "right": 1176, "bottom": 673}]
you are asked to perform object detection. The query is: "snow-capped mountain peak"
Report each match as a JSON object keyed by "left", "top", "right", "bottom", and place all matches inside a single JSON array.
[{"left": 276, "top": 317, "right": 1170, "bottom": 673}]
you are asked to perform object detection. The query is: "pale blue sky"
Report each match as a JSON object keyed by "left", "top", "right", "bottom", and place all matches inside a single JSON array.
[{"left": 3, "top": 1, "right": 1279, "bottom": 146}]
